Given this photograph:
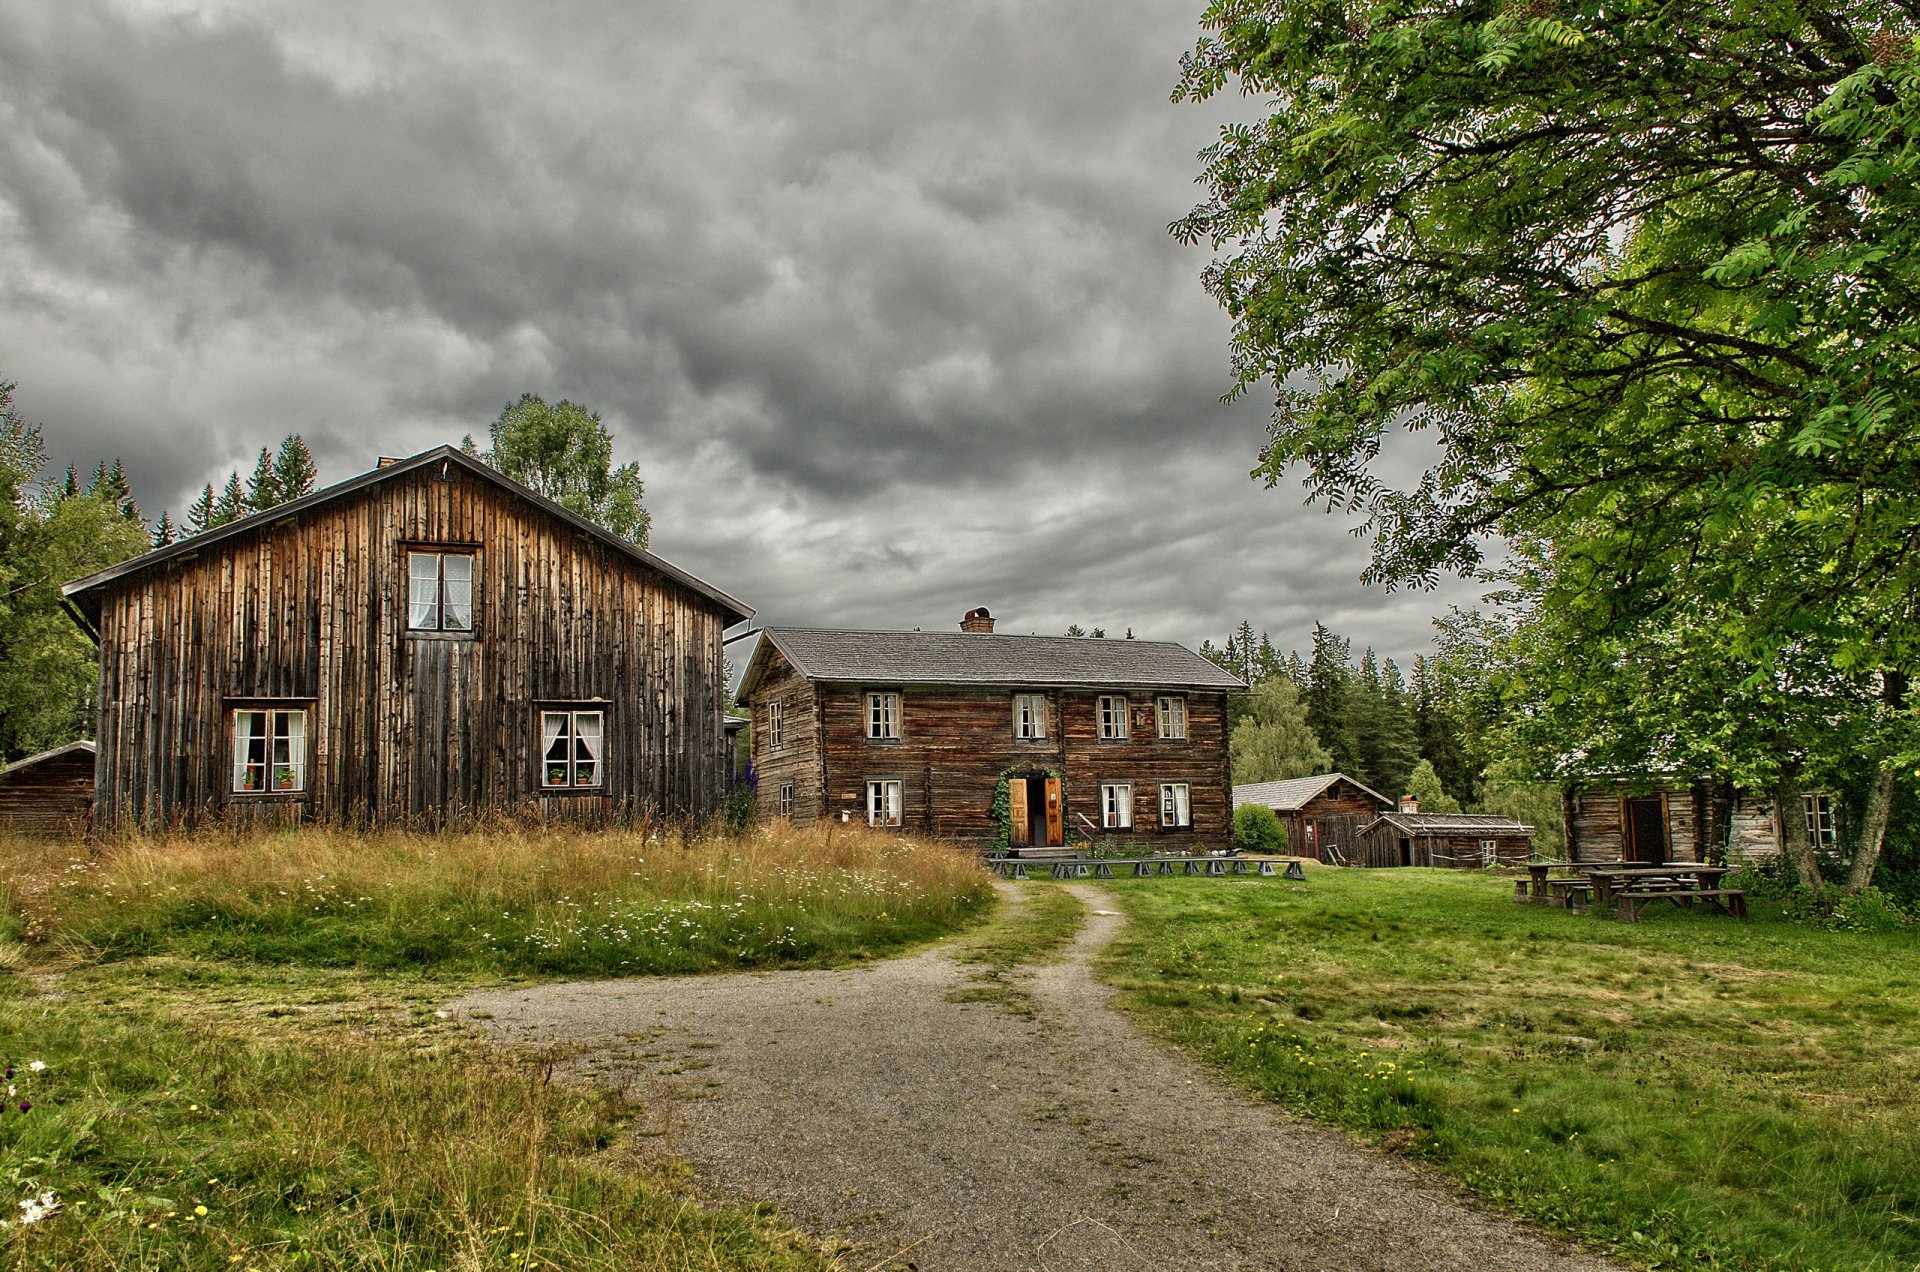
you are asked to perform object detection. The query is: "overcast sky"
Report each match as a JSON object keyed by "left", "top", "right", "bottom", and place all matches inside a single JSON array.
[{"left": 1, "top": 0, "right": 1481, "bottom": 662}]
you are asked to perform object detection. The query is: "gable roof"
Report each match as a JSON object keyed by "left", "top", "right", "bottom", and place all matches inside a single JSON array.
[
  {"left": 0, "top": 740, "right": 96, "bottom": 780},
  {"left": 1232, "top": 772, "right": 1393, "bottom": 812},
  {"left": 736, "top": 626, "right": 1246, "bottom": 700},
  {"left": 60, "top": 446, "right": 752, "bottom": 627},
  {"left": 1363, "top": 812, "right": 1536, "bottom": 838}
]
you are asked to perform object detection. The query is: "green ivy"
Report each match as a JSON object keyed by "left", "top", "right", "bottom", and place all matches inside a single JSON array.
[{"left": 990, "top": 765, "right": 1065, "bottom": 855}]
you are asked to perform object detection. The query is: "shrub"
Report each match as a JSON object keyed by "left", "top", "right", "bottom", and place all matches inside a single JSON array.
[
  {"left": 1233, "top": 804, "right": 1287, "bottom": 855},
  {"left": 1781, "top": 883, "right": 1912, "bottom": 933}
]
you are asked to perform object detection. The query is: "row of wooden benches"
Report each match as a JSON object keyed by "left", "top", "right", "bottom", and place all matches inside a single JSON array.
[{"left": 987, "top": 857, "right": 1307, "bottom": 881}]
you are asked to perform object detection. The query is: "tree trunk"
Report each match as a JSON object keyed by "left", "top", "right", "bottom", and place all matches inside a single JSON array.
[
  {"left": 1775, "top": 769, "right": 1823, "bottom": 888},
  {"left": 1843, "top": 670, "right": 1910, "bottom": 894}
]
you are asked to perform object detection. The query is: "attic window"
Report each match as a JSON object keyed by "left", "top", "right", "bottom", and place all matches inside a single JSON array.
[
  {"left": 408, "top": 550, "right": 474, "bottom": 632},
  {"left": 1013, "top": 694, "right": 1047, "bottom": 740}
]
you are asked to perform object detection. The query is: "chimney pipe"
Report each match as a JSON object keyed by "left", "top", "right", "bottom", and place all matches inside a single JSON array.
[
  {"left": 1399, "top": 795, "right": 1420, "bottom": 814},
  {"left": 960, "top": 606, "right": 995, "bottom": 634}
]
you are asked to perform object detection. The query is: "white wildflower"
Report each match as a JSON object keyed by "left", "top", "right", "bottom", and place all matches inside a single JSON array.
[{"left": 18, "top": 1190, "right": 60, "bottom": 1224}]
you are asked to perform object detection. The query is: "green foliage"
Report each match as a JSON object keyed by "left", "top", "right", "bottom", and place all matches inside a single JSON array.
[
  {"left": 1403, "top": 759, "right": 1460, "bottom": 813},
  {"left": 1781, "top": 883, "right": 1913, "bottom": 933},
  {"left": 1232, "top": 803, "right": 1287, "bottom": 854},
  {"left": 1229, "top": 675, "right": 1332, "bottom": 783},
  {"left": 487, "top": 394, "right": 650, "bottom": 547},
  {"left": 990, "top": 766, "right": 1065, "bottom": 854}
]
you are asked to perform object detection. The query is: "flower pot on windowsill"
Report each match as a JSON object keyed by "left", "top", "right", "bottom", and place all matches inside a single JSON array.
[
  {"left": 275, "top": 769, "right": 296, "bottom": 791},
  {"left": 547, "top": 768, "right": 568, "bottom": 787}
]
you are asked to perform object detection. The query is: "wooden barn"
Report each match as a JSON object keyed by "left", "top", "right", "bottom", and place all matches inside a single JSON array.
[
  {"left": 1563, "top": 778, "right": 1811, "bottom": 865},
  {"left": 1356, "top": 812, "right": 1537, "bottom": 868},
  {"left": 0, "top": 741, "right": 96, "bottom": 836},
  {"left": 736, "top": 610, "right": 1244, "bottom": 851},
  {"left": 61, "top": 446, "right": 753, "bottom": 832},
  {"left": 1231, "top": 773, "right": 1392, "bottom": 864}
]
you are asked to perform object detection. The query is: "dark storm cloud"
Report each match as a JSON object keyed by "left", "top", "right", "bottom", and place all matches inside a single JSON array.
[{"left": 0, "top": 0, "right": 1480, "bottom": 662}]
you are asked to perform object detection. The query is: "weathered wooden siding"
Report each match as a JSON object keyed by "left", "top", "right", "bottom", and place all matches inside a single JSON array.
[
  {"left": 1355, "top": 825, "right": 1534, "bottom": 869},
  {"left": 1728, "top": 793, "right": 1782, "bottom": 860},
  {"left": 1567, "top": 784, "right": 1712, "bottom": 864},
  {"left": 0, "top": 750, "right": 95, "bottom": 835},
  {"left": 89, "top": 465, "right": 733, "bottom": 830},
  {"left": 1283, "top": 782, "right": 1388, "bottom": 863},
  {"left": 751, "top": 683, "right": 1232, "bottom": 848},
  {"left": 749, "top": 649, "right": 824, "bottom": 822}
]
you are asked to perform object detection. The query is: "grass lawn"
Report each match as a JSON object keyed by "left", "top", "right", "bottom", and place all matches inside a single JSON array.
[
  {"left": 0, "top": 821, "right": 995, "bottom": 1269},
  {"left": 1099, "top": 866, "right": 1920, "bottom": 1272}
]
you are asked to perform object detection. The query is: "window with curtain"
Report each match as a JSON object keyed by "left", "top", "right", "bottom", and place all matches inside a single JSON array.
[
  {"left": 867, "top": 779, "right": 903, "bottom": 826},
  {"left": 1101, "top": 782, "right": 1132, "bottom": 829},
  {"left": 541, "top": 709, "right": 604, "bottom": 789},
  {"left": 1013, "top": 693, "right": 1047, "bottom": 740},
  {"left": 232, "top": 708, "right": 308, "bottom": 794},
  {"left": 1097, "top": 695, "right": 1130, "bottom": 740},
  {"left": 407, "top": 550, "right": 475, "bottom": 632},
  {"left": 866, "top": 693, "right": 900, "bottom": 740},
  {"left": 1159, "top": 782, "right": 1191, "bottom": 828},
  {"left": 1156, "top": 696, "right": 1187, "bottom": 739}
]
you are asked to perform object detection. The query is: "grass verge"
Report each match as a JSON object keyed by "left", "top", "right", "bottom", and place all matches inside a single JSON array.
[
  {"left": 944, "top": 882, "right": 1086, "bottom": 1015},
  {"left": 1099, "top": 868, "right": 1920, "bottom": 1272}
]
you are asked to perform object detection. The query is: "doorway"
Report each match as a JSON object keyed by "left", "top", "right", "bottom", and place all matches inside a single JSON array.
[
  {"left": 1006, "top": 774, "right": 1064, "bottom": 848},
  {"left": 1625, "top": 796, "right": 1668, "bottom": 864}
]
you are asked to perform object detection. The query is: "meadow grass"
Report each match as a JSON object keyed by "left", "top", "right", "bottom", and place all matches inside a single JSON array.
[
  {"left": 0, "top": 820, "right": 995, "bottom": 1268},
  {"left": 0, "top": 820, "right": 993, "bottom": 976},
  {"left": 1099, "top": 868, "right": 1920, "bottom": 1272}
]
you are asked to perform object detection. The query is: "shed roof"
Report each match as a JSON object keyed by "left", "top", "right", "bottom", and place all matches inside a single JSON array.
[
  {"left": 1232, "top": 773, "right": 1391, "bottom": 812},
  {"left": 61, "top": 446, "right": 753, "bottom": 627},
  {"left": 0, "top": 740, "right": 96, "bottom": 780},
  {"left": 1363, "top": 812, "right": 1536, "bottom": 838},
  {"left": 737, "top": 627, "right": 1245, "bottom": 699}
]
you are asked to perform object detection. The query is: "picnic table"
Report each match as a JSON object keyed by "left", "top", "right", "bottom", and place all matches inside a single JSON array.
[
  {"left": 1517, "top": 861, "right": 1591, "bottom": 905},
  {"left": 1585, "top": 864, "right": 1746, "bottom": 922}
]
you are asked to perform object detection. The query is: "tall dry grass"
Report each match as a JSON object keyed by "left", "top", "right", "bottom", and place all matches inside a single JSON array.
[{"left": 0, "top": 820, "right": 993, "bottom": 975}]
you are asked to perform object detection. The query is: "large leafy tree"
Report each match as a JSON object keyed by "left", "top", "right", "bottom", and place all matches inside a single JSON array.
[
  {"left": 484, "top": 395, "right": 650, "bottom": 548},
  {"left": 1176, "top": 0, "right": 1920, "bottom": 886},
  {"left": 1230, "top": 674, "right": 1334, "bottom": 782}
]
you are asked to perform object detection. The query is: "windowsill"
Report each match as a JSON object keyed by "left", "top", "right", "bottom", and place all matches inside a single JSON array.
[
  {"left": 539, "top": 785, "right": 605, "bottom": 797},
  {"left": 1096, "top": 737, "right": 1132, "bottom": 743},
  {"left": 865, "top": 737, "right": 902, "bottom": 745},
  {"left": 231, "top": 790, "right": 308, "bottom": 802},
  {"left": 406, "top": 629, "right": 478, "bottom": 641}
]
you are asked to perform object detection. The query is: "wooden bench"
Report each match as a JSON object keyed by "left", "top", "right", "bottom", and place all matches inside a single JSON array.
[
  {"left": 1613, "top": 887, "right": 1748, "bottom": 923},
  {"left": 987, "top": 857, "right": 1296, "bottom": 881}
]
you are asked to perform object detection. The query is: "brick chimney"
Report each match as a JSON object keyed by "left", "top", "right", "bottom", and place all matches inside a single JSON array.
[
  {"left": 1399, "top": 795, "right": 1420, "bottom": 814},
  {"left": 960, "top": 606, "right": 996, "bottom": 634}
]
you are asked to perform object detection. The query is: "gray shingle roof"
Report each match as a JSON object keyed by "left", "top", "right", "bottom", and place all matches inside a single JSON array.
[
  {"left": 1364, "top": 812, "right": 1536, "bottom": 837},
  {"left": 0, "top": 740, "right": 95, "bottom": 779},
  {"left": 1232, "top": 773, "right": 1391, "bottom": 812},
  {"left": 744, "top": 627, "right": 1246, "bottom": 695}
]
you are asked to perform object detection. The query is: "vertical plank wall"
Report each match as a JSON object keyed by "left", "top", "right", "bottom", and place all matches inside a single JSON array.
[{"left": 90, "top": 465, "right": 733, "bottom": 830}]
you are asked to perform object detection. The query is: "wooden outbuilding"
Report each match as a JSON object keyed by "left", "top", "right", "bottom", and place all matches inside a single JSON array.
[
  {"left": 736, "top": 611, "right": 1244, "bottom": 851},
  {"left": 1563, "top": 777, "right": 1809, "bottom": 865},
  {"left": 0, "top": 741, "right": 96, "bottom": 836},
  {"left": 61, "top": 446, "right": 753, "bottom": 832},
  {"left": 1231, "top": 773, "right": 1392, "bottom": 864},
  {"left": 1356, "top": 812, "right": 1537, "bottom": 868}
]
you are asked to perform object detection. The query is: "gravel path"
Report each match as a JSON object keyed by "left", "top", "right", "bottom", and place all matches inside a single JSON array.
[{"left": 452, "top": 884, "right": 1621, "bottom": 1271}]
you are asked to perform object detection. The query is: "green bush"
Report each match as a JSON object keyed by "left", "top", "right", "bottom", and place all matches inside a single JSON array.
[
  {"left": 1233, "top": 804, "right": 1287, "bottom": 855},
  {"left": 1782, "top": 883, "right": 1913, "bottom": 933}
]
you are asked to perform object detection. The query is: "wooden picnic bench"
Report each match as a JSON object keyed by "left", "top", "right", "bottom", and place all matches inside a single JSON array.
[
  {"left": 1516, "top": 861, "right": 1598, "bottom": 906},
  {"left": 986, "top": 856, "right": 1305, "bottom": 881},
  {"left": 1586, "top": 865, "right": 1745, "bottom": 922}
]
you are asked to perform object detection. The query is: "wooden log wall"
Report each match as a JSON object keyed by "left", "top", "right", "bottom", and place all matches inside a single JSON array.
[
  {"left": 0, "top": 751, "right": 96, "bottom": 836},
  {"left": 747, "top": 678, "right": 1233, "bottom": 849},
  {"left": 1283, "top": 782, "right": 1389, "bottom": 862},
  {"left": 89, "top": 465, "right": 734, "bottom": 831},
  {"left": 749, "top": 651, "right": 824, "bottom": 822}
]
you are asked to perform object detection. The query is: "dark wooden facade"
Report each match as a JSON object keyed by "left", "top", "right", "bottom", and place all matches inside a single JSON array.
[
  {"left": 64, "top": 448, "right": 750, "bottom": 831},
  {"left": 1234, "top": 775, "right": 1391, "bottom": 864},
  {"left": 1563, "top": 779, "right": 1789, "bottom": 865},
  {"left": 0, "top": 742, "right": 96, "bottom": 836},
  {"left": 1355, "top": 813, "right": 1537, "bottom": 869},
  {"left": 743, "top": 641, "right": 1238, "bottom": 851}
]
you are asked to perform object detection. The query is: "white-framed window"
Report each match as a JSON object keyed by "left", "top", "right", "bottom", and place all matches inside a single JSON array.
[
  {"left": 867, "top": 778, "right": 903, "bottom": 827},
  {"left": 1156, "top": 695, "right": 1187, "bottom": 740},
  {"left": 1097, "top": 695, "right": 1130, "bottom": 740},
  {"left": 866, "top": 692, "right": 900, "bottom": 740},
  {"left": 541, "top": 709, "right": 604, "bottom": 789},
  {"left": 778, "top": 783, "right": 795, "bottom": 818},
  {"left": 1013, "top": 693, "right": 1048, "bottom": 740},
  {"left": 1101, "top": 782, "right": 1133, "bottom": 830},
  {"left": 232, "top": 707, "right": 308, "bottom": 794},
  {"left": 767, "top": 697, "right": 785, "bottom": 752},
  {"left": 1160, "top": 782, "right": 1191, "bottom": 828},
  {"left": 1803, "top": 794, "right": 1838, "bottom": 848},
  {"left": 407, "top": 550, "right": 475, "bottom": 632},
  {"left": 1481, "top": 839, "right": 1499, "bottom": 866}
]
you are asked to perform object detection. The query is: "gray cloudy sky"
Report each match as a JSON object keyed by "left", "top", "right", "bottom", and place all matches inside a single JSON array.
[{"left": 1, "top": 0, "right": 1479, "bottom": 662}]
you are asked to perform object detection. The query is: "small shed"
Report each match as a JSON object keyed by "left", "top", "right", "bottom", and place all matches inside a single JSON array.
[
  {"left": 1356, "top": 812, "right": 1536, "bottom": 869},
  {"left": 1232, "top": 773, "right": 1392, "bottom": 864},
  {"left": 0, "top": 741, "right": 96, "bottom": 836}
]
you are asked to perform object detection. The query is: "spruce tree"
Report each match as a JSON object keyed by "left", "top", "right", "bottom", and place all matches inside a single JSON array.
[
  {"left": 246, "top": 447, "right": 279, "bottom": 512},
  {"left": 1304, "top": 623, "right": 1357, "bottom": 774},
  {"left": 151, "top": 511, "right": 176, "bottom": 548},
  {"left": 185, "top": 484, "right": 217, "bottom": 535},
  {"left": 271, "top": 434, "right": 317, "bottom": 501},
  {"left": 213, "top": 472, "right": 247, "bottom": 526}
]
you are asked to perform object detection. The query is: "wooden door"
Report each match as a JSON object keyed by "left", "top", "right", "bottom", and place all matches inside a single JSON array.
[
  {"left": 1625, "top": 796, "right": 1668, "bottom": 864},
  {"left": 1008, "top": 780, "right": 1030, "bottom": 847},
  {"left": 1044, "top": 776, "right": 1064, "bottom": 846}
]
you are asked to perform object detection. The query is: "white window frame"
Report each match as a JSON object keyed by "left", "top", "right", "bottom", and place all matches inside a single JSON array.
[
  {"left": 1159, "top": 782, "right": 1191, "bottom": 828},
  {"left": 1013, "top": 693, "right": 1048, "bottom": 740},
  {"left": 1481, "top": 839, "right": 1499, "bottom": 866},
  {"left": 1803, "top": 794, "right": 1838, "bottom": 848},
  {"left": 867, "top": 778, "right": 903, "bottom": 827},
  {"left": 1156, "top": 695, "right": 1187, "bottom": 740},
  {"left": 767, "top": 697, "right": 785, "bottom": 752},
  {"left": 866, "top": 692, "right": 901, "bottom": 740},
  {"left": 777, "top": 783, "right": 795, "bottom": 818},
  {"left": 231, "top": 707, "right": 308, "bottom": 795},
  {"left": 406, "top": 549, "right": 476, "bottom": 633},
  {"left": 540, "top": 709, "right": 605, "bottom": 790},
  {"left": 1097, "top": 695, "right": 1130, "bottom": 740},
  {"left": 1101, "top": 782, "right": 1133, "bottom": 830}
]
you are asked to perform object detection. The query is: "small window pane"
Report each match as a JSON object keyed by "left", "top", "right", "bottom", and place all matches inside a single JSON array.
[
  {"left": 408, "top": 553, "right": 441, "bottom": 629},
  {"left": 441, "top": 554, "right": 474, "bottom": 630}
]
